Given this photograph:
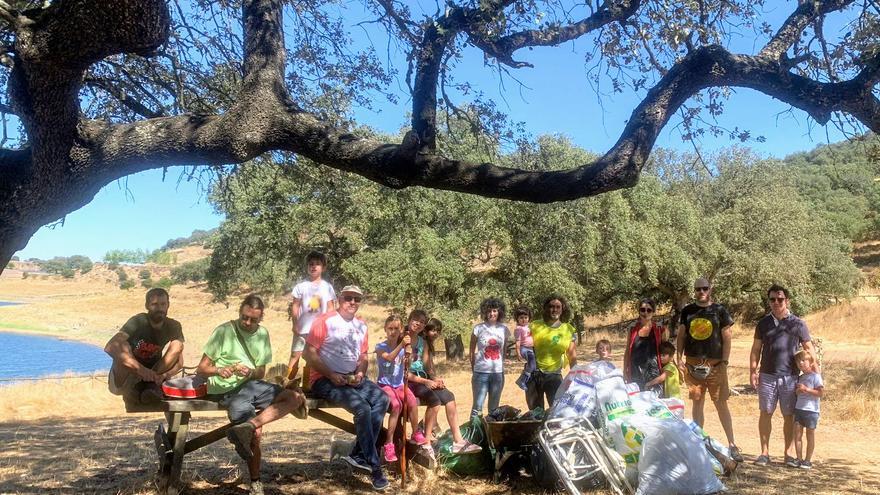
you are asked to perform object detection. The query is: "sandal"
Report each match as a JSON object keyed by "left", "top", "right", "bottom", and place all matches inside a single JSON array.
[{"left": 451, "top": 440, "right": 482, "bottom": 454}]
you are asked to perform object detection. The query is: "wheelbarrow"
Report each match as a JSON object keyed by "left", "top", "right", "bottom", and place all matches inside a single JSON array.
[{"left": 480, "top": 416, "right": 544, "bottom": 481}]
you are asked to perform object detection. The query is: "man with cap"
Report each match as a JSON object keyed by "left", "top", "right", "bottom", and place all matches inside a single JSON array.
[
  {"left": 304, "top": 285, "right": 390, "bottom": 491},
  {"left": 676, "top": 277, "right": 744, "bottom": 462},
  {"left": 749, "top": 284, "right": 816, "bottom": 467}
]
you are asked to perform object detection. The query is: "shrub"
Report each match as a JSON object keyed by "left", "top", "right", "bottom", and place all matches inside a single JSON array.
[
  {"left": 156, "top": 277, "right": 174, "bottom": 289},
  {"left": 6, "top": 262, "right": 14, "bottom": 269},
  {"left": 116, "top": 268, "right": 128, "bottom": 283},
  {"left": 141, "top": 278, "right": 155, "bottom": 288},
  {"left": 171, "top": 258, "right": 210, "bottom": 283},
  {"left": 120, "top": 279, "right": 136, "bottom": 290},
  {"left": 60, "top": 268, "right": 75, "bottom": 279},
  {"left": 107, "top": 262, "right": 119, "bottom": 271},
  {"left": 138, "top": 269, "right": 152, "bottom": 280}
]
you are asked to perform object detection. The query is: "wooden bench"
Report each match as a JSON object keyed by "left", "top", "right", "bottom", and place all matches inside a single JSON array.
[{"left": 127, "top": 395, "right": 434, "bottom": 495}]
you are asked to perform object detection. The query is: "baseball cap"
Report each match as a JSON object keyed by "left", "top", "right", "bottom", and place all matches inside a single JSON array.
[{"left": 339, "top": 285, "right": 364, "bottom": 296}]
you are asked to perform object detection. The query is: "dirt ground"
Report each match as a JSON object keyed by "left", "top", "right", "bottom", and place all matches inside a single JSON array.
[{"left": 1, "top": 275, "right": 880, "bottom": 494}]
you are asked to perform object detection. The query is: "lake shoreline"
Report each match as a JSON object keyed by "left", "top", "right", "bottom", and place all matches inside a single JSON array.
[{"left": 0, "top": 326, "right": 106, "bottom": 349}]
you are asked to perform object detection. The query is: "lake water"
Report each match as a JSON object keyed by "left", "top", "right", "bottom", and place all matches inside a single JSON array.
[
  {"left": 0, "top": 301, "right": 22, "bottom": 307},
  {"left": 0, "top": 331, "right": 110, "bottom": 381}
]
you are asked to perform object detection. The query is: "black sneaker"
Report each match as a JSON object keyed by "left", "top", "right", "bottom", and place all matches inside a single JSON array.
[
  {"left": 227, "top": 422, "right": 256, "bottom": 460},
  {"left": 785, "top": 456, "right": 801, "bottom": 468},
  {"left": 799, "top": 460, "right": 813, "bottom": 470},
  {"left": 341, "top": 455, "right": 371, "bottom": 473},
  {"left": 371, "top": 469, "right": 389, "bottom": 491},
  {"left": 753, "top": 454, "right": 770, "bottom": 466}
]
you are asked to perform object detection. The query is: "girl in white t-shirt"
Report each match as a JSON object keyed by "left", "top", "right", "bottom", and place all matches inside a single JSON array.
[{"left": 469, "top": 298, "right": 509, "bottom": 418}]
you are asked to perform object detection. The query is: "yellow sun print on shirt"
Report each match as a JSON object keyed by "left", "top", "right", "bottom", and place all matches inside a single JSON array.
[
  {"left": 306, "top": 295, "right": 321, "bottom": 313},
  {"left": 688, "top": 317, "right": 713, "bottom": 340}
]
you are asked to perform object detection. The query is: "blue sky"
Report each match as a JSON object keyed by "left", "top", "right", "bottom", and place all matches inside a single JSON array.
[{"left": 13, "top": 4, "right": 851, "bottom": 261}]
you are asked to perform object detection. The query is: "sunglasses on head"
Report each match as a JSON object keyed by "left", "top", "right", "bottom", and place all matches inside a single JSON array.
[
  {"left": 769, "top": 297, "right": 786, "bottom": 303},
  {"left": 342, "top": 295, "right": 362, "bottom": 303},
  {"left": 639, "top": 307, "right": 654, "bottom": 313},
  {"left": 694, "top": 286, "right": 710, "bottom": 292}
]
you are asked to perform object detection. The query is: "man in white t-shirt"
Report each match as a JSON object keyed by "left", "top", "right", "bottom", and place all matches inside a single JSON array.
[
  {"left": 304, "top": 285, "right": 390, "bottom": 491},
  {"left": 287, "top": 251, "right": 336, "bottom": 380}
]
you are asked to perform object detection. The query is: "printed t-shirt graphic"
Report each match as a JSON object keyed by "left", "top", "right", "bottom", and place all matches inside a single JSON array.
[
  {"left": 472, "top": 322, "right": 508, "bottom": 373},
  {"left": 290, "top": 279, "right": 336, "bottom": 336},
  {"left": 121, "top": 313, "right": 184, "bottom": 369},
  {"left": 307, "top": 311, "right": 368, "bottom": 386},
  {"left": 688, "top": 318, "right": 714, "bottom": 340},
  {"left": 679, "top": 303, "right": 734, "bottom": 359}
]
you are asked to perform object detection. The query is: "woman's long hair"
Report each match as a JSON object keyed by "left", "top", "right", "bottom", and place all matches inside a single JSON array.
[{"left": 542, "top": 293, "right": 571, "bottom": 323}]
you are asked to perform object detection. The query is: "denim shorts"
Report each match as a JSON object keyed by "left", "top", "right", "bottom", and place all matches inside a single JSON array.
[{"left": 794, "top": 408, "right": 820, "bottom": 429}]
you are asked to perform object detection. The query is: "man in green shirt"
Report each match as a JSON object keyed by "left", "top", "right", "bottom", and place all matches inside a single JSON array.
[
  {"left": 104, "top": 288, "right": 184, "bottom": 405},
  {"left": 197, "top": 294, "right": 305, "bottom": 495}
]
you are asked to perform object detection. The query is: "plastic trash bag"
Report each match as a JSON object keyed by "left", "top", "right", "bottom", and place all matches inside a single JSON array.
[
  {"left": 436, "top": 415, "right": 493, "bottom": 475},
  {"left": 548, "top": 361, "right": 621, "bottom": 424},
  {"left": 633, "top": 417, "right": 726, "bottom": 495}
]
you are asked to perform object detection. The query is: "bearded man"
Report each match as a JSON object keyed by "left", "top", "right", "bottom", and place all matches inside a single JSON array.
[{"left": 104, "top": 288, "right": 184, "bottom": 405}]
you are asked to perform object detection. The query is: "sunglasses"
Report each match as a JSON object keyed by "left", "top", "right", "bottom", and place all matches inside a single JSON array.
[
  {"left": 769, "top": 297, "right": 786, "bottom": 303},
  {"left": 639, "top": 307, "right": 654, "bottom": 313},
  {"left": 342, "top": 295, "right": 363, "bottom": 303},
  {"left": 694, "top": 286, "right": 710, "bottom": 292}
]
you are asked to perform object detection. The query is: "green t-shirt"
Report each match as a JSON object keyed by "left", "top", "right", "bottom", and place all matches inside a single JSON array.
[
  {"left": 203, "top": 320, "right": 272, "bottom": 394},
  {"left": 663, "top": 361, "right": 682, "bottom": 399},
  {"left": 530, "top": 320, "right": 576, "bottom": 373},
  {"left": 121, "top": 313, "right": 184, "bottom": 369}
]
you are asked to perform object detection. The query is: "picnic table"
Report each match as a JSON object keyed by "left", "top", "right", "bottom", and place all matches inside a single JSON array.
[{"left": 127, "top": 394, "right": 434, "bottom": 495}]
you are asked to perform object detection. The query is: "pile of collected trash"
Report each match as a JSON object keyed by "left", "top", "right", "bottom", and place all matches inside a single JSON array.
[{"left": 545, "top": 361, "right": 736, "bottom": 495}]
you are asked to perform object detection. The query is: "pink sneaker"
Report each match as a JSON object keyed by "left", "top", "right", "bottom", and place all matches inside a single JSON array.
[
  {"left": 411, "top": 430, "right": 428, "bottom": 445},
  {"left": 383, "top": 442, "right": 398, "bottom": 462}
]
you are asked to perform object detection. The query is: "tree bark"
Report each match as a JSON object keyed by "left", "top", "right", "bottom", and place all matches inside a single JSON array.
[{"left": 0, "top": 0, "right": 878, "bottom": 270}]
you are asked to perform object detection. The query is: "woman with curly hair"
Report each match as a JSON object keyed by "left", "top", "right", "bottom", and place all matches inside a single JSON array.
[
  {"left": 469, "top": 297, "right": 509, "bottom": 417},
  {"left": 526, "top": 294, "right": 578, "bottom": 410}
]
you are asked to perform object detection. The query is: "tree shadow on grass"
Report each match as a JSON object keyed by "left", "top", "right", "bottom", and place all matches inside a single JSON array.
[{"left": 1, "top": 415, "right": 877, "bottom": 494}]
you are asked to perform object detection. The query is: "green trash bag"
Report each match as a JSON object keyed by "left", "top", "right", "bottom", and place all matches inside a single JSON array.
[{"left": 436, "top": 415, "right": 494, "bottom": 475}]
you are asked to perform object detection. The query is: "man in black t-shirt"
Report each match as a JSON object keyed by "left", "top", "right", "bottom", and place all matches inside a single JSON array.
[
  {"left": 104, "top": 288, "right": 184, "bottom": 405},
  {"left": 676, "top": 277, "right": 743, "bottom": 462},
  {"left": 749, "top": 284, "right": 815, "bottom": 467}
]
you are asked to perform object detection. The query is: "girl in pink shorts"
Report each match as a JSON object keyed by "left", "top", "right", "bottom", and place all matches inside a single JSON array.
[{"left": 375, "top": 315, "right": 427, "bottom": 462}]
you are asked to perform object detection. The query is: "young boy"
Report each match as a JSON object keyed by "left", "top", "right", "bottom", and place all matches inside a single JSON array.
[
  {"left": 595, "top": 339, "right": 612, "bottom": 362},
  {"left": 793, "top": 349, "right": 823, "bottom": 469},
  {"left": 287, "top": 251, "right": 336, "bottom": 380},
  {"left": 645, "top": 341, "right": 682, "bottom": 398}
]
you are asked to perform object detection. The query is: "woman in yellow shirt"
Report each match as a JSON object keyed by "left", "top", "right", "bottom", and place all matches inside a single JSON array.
[{"left": 527, "top": 294, "right": 578, "bottom": 410}]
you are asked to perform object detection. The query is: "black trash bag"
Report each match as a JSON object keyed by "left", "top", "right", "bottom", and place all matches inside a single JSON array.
[
  {"left": 528, "top": 442, "right": 561, "bottom": 490},
  {"left": 529, "top": 441, "right": 607, "bottom": 492},
  {"left": 488, "top": 405, "right": 521, "bottom": 421},
  {"left": 519, "top": 406, "right": 545, "bottom": 421}
]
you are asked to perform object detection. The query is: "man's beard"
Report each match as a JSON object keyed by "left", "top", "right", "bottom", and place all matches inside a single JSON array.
[{"left": 148, "top": 311, "right": 166, "bottom": 324}]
